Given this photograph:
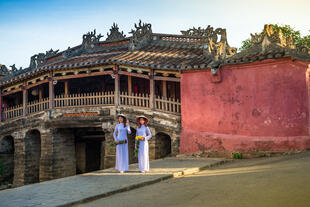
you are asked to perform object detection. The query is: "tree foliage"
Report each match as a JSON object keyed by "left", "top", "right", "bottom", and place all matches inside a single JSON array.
[{"left": 239, "top": 24, "right": 310, "bottom": 51}]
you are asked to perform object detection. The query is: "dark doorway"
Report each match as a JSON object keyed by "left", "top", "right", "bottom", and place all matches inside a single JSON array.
[
  {"left": 85, "top": 140, "right": 101, "bottom": 172},
  {"left": 155, "top": 132, "right": 171, "bottom": 159},
  {"left": 0, "top": 136, "right": 14, "bottom": 184},
  {"left": 74, "top": 128, "right": 105, "bottom": 174}
]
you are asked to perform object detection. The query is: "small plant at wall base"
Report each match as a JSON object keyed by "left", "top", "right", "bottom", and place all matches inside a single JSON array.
[
  {"left": 239, "top": 24, "right": 310, "bottom": 51},
  {"left": 232, "top": 152, "right": 243, "bottom": 159}
]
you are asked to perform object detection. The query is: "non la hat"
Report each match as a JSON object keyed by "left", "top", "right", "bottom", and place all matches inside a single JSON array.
[
  {"left": 116, "top": 113, "right": 127, "bottom": 119},
  {"left": 136, "top": 115, "right": 149, "bottom": 124}
]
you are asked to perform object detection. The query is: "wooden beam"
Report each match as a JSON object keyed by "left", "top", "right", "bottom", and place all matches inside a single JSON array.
[
  {"left": 154, "top": 76, "right": 180, "bottom": 82},
  {"left": 118, "top": 71, "right": 149, "bottom": 79},
  {"left": 25, "top": 79, "right": 49, "bottom": 90},
  {"left": 53, "top": 71, "right": 113, "bottom": 81},
  {"left": 114, "top": 65, "right": 120, "bottom": 106},
  {"left": 128, "top": 76, "right": 132, "bottom": 95},
  {"left": 2, "top": 88, "right": 22, "bottom": 97}
]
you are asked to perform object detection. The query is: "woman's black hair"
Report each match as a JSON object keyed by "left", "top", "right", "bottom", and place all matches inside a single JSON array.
[{"left": 118, "top": 115, "right": 127, "bottom": 126}]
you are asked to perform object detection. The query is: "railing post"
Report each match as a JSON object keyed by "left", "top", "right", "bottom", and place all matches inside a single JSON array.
[
  {"left": 149, "top": 70, "right": 155, "bottom": 110},
  {"left": 114, "top": 65, "right": 120, "bottom": 106},
  {"left": 22, "top": 83, "right": 28, "bottom": 116},
  {"left": 48, "top": 73, "right": 55, "bottom": 109}
]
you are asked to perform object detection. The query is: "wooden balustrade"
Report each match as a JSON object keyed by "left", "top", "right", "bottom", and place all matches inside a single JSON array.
[
  {"left": 3, "top": 91, "right": 181, "bottom": 122},
  {"left": 120, "top": 92, "right": 150, "bottom": 108},
  {"left": 4, "top": 104, "right": 23, "bottom": 120},
  {"left": 54, "top": 91, "right": 114, "bottom": 108},
  {"left": 155, "top": 96, "right": 181, "bottom": 113},
  {"left": 27, "top": 98, "right": 50, "bottom": 114}
]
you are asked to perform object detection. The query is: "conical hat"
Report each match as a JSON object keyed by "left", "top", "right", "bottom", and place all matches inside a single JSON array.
[
  {"left": 136, "top": 115, "right": 149, "bottom": 124},
  {"left": 116, "top": 113, "right": 126, "bottom": 119}
]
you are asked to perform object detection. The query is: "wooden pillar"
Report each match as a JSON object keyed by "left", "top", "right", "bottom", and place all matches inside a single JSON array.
[
  {"left": 38, "top": 86, "right": 43, "bottom": 100},
  {"left": 114, "top": 65, "right": 120, "bottom": 106},
  {"left": 149, "top": 70, "right": 155, "bottom": 109},
  {"left": 162, "top": 80, "right": 167, "bottom": 97},
  {"left": 49, "top": 73, "right": 54, "bottom": 109},
  {"left": 128, "top": 75, "right": 132, "bottom": 95},
  {"left": 22, "top": 84, "right": 27, "bottom": 116},
  {"left": 64, "top": 80, "right": 69, "bottom": 96}
]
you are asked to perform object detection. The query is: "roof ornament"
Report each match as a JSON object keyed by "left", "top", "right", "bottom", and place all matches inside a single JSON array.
[
  {"left": 0, "top": 64, "right": 9, "bottom": 76},
  {"left": 82, "top": 29, "right": 103, "bottom": 49},
  {"left": 226, "top": 24, "right": 310, "bottom": 64},
  {"left": 129, "top": 20, "right": 152, "bottom": 50},
  {"left": 251, "top": 25, "right": 296, "bottom": 52},
  {"left": 9, "top": 64, "right": 18, "bottom": 72},
  {"left": 181, "top": 25, "right": 237, "bottom": 60},
  {"left": 45, "top": 49, "right": 59, "bottom": 58},
  {"left": 29, "top": 48, "right": 60, "bottom": 69},
  {"left": 106, "top": 23, "right": 126, "bottom": 41}
]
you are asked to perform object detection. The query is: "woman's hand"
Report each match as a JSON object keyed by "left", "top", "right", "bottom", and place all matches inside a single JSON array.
[
  {"left": 141, "top": 137, "right": 145, "bottom": 141},
  {"left": 126, "top": 119, "right": 129, "bottom": 126},
  {"left": 135, "top": 146, "right": 137, "bottom": 150},
  {"left": 115, "top": 141, "right": 119, "bottom": 144}
]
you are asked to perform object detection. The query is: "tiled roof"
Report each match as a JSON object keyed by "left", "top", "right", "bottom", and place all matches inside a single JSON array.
[{"left": 1, "top": 23, "right": 309, "bottom": 87}]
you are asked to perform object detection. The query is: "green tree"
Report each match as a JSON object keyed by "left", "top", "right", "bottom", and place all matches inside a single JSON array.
[{"left": 239, "top": 24, "right": 310, "bottom": 51}]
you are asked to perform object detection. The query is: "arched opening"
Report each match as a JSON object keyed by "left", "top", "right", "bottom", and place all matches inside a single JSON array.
[
  {"left": 0, "top": 136, "right": 14, "bottom": 185},
  {"left": 74, "top": 127, "right": 105, "bottom": 174},
  {"left": 24, "top": 130, "right": 41, "bottom": 184},
  {"left": 128, "top": 127, "right": 138, "bottom": 164},
  {"left": 155, "top": 132, "right": 171, "bottom": 159}
]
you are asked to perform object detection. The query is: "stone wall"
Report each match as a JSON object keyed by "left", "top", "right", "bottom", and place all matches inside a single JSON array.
[
  {"left": 52, "top": 128, "right": 76, "bottom": 179},
  {"left": 0, "top": 105, "right": 181, "bottom": 187},
  {"left": 180, "top": 58, "right": 310, "bottom": 154}
]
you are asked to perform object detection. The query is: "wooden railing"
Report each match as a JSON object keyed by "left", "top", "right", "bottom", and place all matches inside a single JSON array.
[
  {"left": 27, "top": 98, "right": 50, "bottom": 114},
  {"left": 4, "top": 104, "right": 23, "bottom": 120},
  {"left": 3, "top": 91, "right": 181, "bottom": 121},
  {"left": 155, "top": 96, "right": 181, "bottom": 114},
  {"left": 120, "top": 92, "right": 150, "bottom": 108},
  {"left": 54, "top": 91, "right": 115, "bottom": 108}
]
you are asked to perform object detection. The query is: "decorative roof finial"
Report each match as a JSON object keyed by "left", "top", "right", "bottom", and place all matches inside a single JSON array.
[
  {"left": 129, "top": 20, "right": 152, "bottom": 50},
  {"left": 106, "top": 23, "right": 126, "bottom": 41},
  {"left": 82, "top": 29, "right": 103, "bottom": 49},
  {"left": 181, "top": 25, "right": 237, "bottom": 60}
]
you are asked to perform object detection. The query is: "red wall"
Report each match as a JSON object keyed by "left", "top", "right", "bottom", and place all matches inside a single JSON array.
[{"left": 180, "top": 58, "right": 310, "bottom": 154}]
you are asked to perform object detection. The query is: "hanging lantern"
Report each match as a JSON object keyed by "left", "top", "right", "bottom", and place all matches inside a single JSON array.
[{"left": 31, "top": 88, "right": 38, "bottom": 96}]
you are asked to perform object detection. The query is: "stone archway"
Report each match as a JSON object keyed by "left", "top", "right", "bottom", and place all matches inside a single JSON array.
[
  {"left": 155, "top": 132, "right": 172, "bottom": 159},
  {"left": 24, "top": 130, "right": 41, "bottom": 184},
  {"left": 0, "top": 135, "right": 14, "bottom": 185}
]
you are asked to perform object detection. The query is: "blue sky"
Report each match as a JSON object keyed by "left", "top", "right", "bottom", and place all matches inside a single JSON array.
[{"left": 0, "top": 0, "right": 309, "bottom": 68}]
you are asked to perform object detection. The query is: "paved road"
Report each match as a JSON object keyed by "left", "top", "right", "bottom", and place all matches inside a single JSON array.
[
  {"left": 0, "top": 157, "right": 225, "bottom": 207},
  {"left": 77, "top": 151, "right": 310, "bottom": 207}
]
